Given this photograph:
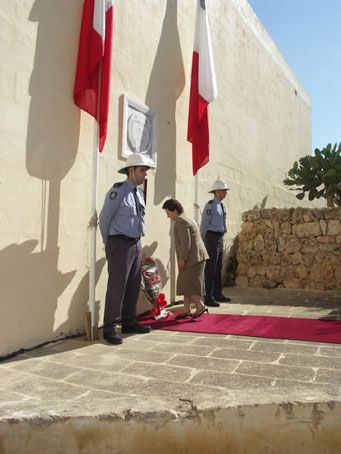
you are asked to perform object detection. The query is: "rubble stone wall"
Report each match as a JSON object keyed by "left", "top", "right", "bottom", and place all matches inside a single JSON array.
[{"left": 236, "top": 208, "right": 341, "bottom": 291}]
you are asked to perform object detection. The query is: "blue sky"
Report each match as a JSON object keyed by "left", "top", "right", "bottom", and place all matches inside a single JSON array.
[{"left": 247, "top": 0, "right": 341, "bottom": 152}]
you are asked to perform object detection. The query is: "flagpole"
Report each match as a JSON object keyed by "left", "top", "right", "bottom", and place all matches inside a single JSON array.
[
  {"left": 194, "top": 171, "right": 200, "bottom": 224},
  {"left": 88, "top": 57, "right": 103, "bottom": 342},
  {"left": 88, "top": 118, "right": 100, "bottom": 341},
  {"left": 74, "top": 0, "right": 114, "bottom": 341}
]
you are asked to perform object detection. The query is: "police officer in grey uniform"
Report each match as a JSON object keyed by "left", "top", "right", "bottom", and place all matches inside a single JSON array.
[
  {"left": 99, "top": 154, "right": 155, "bottom": 345},
  {"left": 200, "top": 179, "right": 231, "bottom": 307}
]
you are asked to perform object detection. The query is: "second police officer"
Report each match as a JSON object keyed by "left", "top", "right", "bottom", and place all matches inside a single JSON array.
[
  {"left": 99, "top": 154, "right": 155, "bottom": 345},
  {"left": 200, "top": 179, "right": 231, "bottom": 307}
]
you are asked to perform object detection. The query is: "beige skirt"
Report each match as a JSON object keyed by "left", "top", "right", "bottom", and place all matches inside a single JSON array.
[{"left": 176, "top": 261, "right": 205, "bottom": 297}]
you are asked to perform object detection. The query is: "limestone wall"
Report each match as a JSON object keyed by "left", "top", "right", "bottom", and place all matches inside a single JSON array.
[
  {"left": 0, "top": 0, "right": 312, "bottom": 355},
  {"left": 236, "top": 208, "right": 341, "bottom": 290}
]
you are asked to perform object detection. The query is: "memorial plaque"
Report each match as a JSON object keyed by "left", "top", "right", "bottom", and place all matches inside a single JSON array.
[{"left": 121, "top": 95, "right": 157, "bottom": 165}]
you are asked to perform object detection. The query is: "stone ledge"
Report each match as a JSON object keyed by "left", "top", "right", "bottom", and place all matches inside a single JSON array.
[{"left": 1, "top": 400, "right": 341, "bottom": 453}]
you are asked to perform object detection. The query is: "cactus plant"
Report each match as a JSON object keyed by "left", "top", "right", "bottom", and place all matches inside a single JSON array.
[{"left": 283, "top": 143, "right": 341, "bottom": 207}]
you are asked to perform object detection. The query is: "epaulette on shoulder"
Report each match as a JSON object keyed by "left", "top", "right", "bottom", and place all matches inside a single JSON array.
[
  {"left": 113, "top": 182, "right": 124, "bottom": 188},
  {"left": 208, "top": 200, "right": 214, "bottom": 204}
]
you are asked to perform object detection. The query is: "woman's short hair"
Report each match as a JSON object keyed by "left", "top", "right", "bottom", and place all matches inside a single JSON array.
[{"left": 162, "top": 199, "right": 184, "bottom": 214}]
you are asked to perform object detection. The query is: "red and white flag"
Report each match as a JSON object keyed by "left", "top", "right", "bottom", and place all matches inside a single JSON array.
[
  {"left": 187, "top": 0, "right": 217, "bottom": 175},
  {"left": 74, "top": 0, "right": 114, "bottom": 152}
]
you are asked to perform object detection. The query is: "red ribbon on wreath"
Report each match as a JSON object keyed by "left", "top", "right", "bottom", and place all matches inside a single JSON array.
[{"left": 149, "top": 293, "right": 169, "bottom": 318}]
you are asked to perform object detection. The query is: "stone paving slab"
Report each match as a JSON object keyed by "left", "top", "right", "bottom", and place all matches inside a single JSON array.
[
  {"left": 0, "top": 286, "right": 341, "bottom": 423},
  {"left": 250, "top": 341, "right": 319, "bottom": 354},
  {"left": 189, "top": 370, "right": 274, "bottom": 390},
  {"left": 211, "top": 347, "right": 280, "bottom": 362},
  {"left": 236, "top": 361, "right": 316, "bottom": 381}
]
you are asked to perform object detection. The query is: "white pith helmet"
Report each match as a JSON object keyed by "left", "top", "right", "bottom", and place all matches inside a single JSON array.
[
  {"left": 208, "top": 179, "right": 230, "bottom": 193},
  {"left": 118, "top": 153, "right": 156, "bottom": 174}
]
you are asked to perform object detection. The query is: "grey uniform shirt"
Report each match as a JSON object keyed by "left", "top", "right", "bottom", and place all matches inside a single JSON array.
[
  {"left": 200, "top": 197, "right": 227, "bottom": 239},
  {"left": 99, "top": 179, "right": 146, "bottom": 244}
]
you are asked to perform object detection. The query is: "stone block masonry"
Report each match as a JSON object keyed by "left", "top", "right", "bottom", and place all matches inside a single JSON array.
[{"left": 236, "top": 208, "right": 341, "bottom": 291}]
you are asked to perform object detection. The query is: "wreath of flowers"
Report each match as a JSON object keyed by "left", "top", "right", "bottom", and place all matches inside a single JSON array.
[{"left": 142, "top": 256, "right": 171, "bottom": 320}]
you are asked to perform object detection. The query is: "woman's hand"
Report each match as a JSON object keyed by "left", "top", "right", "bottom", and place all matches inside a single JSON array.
[{"left": 178, "top": 259, "right": 185, "bottom": 271}]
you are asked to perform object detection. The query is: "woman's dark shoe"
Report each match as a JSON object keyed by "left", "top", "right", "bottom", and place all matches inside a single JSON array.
[
  {"left": 192, "top": 306, "right": 209, "bottom": 319},
  {"left": 175, "top": 311, "right": 192, "bottom": 320}
]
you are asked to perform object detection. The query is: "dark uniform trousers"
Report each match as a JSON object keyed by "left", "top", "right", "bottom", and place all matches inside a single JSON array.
[
  {"left": 204, "top": 231, "right": 224, "bottom": 300},
  {"left": 104, "top": 236, "right": 142, "bottom": 334}
]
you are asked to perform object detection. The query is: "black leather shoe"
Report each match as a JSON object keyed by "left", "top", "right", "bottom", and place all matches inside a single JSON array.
[
  {"left": 214, "top": 294, "right": 231, "bottom": 302},
  {"left": 121, "top": 323, "right": 151, "bottom": 334},
  {"left": 103, "top": 332, "right": 123, "bottom": 345},
  {"left": 205, "top": 299, "right": 220, "bottom": 307}
]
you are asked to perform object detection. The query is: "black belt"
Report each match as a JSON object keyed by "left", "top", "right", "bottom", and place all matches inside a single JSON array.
[
  {"left": 207, "top": 230, "right": 224, "bottom": 236},
  {"left": 109, "top": 234, "right": 140, "bottom": 242}
]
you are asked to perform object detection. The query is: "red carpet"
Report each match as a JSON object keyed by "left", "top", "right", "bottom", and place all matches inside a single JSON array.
[{"left": 140, "top": 313, "right": 341, "bottom": 344}]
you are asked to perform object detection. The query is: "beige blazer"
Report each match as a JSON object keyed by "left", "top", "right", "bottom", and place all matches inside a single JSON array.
[{"left": 174, "top": 214, "right": 209, "bottom": 269}]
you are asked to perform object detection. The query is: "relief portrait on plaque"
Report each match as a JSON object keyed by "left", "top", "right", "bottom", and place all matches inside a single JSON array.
[{"left": 121, "top": 95, "right": 157, "bottom": 166}]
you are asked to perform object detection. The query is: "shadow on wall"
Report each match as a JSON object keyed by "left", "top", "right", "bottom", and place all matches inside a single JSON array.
[
  {"left": 253, "top": 195, "right": 268, "bottom": 210},
  {"left": 57, "top": 258, "right": 107, "bottom": 336},
  {"left": 144, "top": 0, "right": 186, "bottom": 300},
  {"left": 224, "top": 194, "right": 268, "bottom": 287},
  {"left": 145, "top": 0, "right": 186, "bottom": 205},
  {"left": 27, "top": 0, "right": 80, "bottom": 181},
  {"left": 0, "top": 241, "right": 76, "bottom": 353},
  {"left": 0, "top": 1, "right": 94, "bottom": 353},
  {"left": 224, "top": 236, "right": 239, "bottom": 287}
]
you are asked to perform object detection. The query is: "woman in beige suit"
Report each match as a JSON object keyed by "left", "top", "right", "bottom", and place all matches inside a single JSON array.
[{"left": 162, "top": 199, "right": 209, "bottom": 319}]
